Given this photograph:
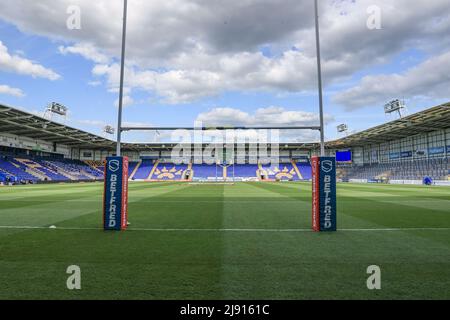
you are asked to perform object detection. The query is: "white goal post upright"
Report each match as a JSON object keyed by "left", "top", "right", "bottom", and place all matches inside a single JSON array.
[
  {"left": 116, "top": 0, "right": 128, "bottom": 157},
  {"left": 315, "top": 0, "right": 326, "bottom": 157},
  {"left": 115, "top": 0, "right": 326, "bottom": 158}
]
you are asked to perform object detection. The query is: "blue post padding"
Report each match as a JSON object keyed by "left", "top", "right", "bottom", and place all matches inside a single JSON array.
[
  {"left": 104, "top": 157, "right": 125, "bottom": 230},
  {"left": 318, "top": 157, "right": 337, "bottom": 231}
]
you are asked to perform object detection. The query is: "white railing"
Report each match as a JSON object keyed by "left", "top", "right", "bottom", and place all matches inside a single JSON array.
[
  {"left": 389, "top": 180, "right": 423, "bottom": 185},
  {"left": 349, "top": 179, "right": 368, "bottom": 183},
  {"left": 433, "top": 180, "right": 450, "bottom": 186}
]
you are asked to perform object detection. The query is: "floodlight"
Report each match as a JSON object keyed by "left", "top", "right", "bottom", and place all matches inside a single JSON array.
[
  {"left": 104, "top": 125, "right": 115, "bottom": 135},
  {"left": 337, "top": 124, "right": 348, "bottom": 133},
  {"left": 47, "top": 102, "right": 68, "bottom": 116},
  {"left": 384, "top": 99, "right": 406, "bottom": 118}
]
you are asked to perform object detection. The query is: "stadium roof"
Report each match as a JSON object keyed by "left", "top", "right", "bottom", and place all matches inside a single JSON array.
[
  {"left": 327, "top": 102, "right": 450, "bottom": 149},
  {"left": 1, "top": 102, "right": 449, "bottom": 152},
  {"left": 0, "top": 104, "right": 317, "bottom": 151},
  {"left": 0, "top": 103, "right": 118, "bottom": 150}
]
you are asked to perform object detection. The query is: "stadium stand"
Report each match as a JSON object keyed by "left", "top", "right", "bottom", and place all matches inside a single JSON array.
[
  {"left": 296, "top": 162, "right": 313, "bottom": 180},
  {"left": 132, "top": 159, "right": 155, "bottom": 180},
  {"left": 128, "top": 162, "right": 139, "bottom": 178},
  {"left": 339, "top": 158, "right": 449, "bottom": 181},
  {"left": 0, "top": 171, "right": 7, "bottom": 183},
  {"left": 231, "top": 164, "right": 260, "bottom": 180},
  {"left": 261, "top": 163, "right": 301, "bottom": 181},
  {"left": 84, "top": 160, "right": 105, "bottom": 174},
  {"left": 1, "top": 102, "right": 449, "bottom": 185},
  {"left": 0, "top": 155, "right": 104, "bottom": 184},
  {"left": 17, "top": 158, "right": 68, "bottom": 181},
  {"left": 0, "top": 156, "right": 38, "bottom": 183},
  {"left": 150, "top": 162, "right": 188, "bottom": 181},
  {"left": 192, "top": 164, "right": 218, "bottom": 180}
]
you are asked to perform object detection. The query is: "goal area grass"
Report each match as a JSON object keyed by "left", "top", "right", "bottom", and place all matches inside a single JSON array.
[{"left": 0, "top": 182, "right": 449, "bottom": 300}]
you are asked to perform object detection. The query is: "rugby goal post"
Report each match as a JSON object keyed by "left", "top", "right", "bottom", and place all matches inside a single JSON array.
[
  {"left": 102, "top": 140, "right": 337, "bottom": 233},
  {"left": 103, "top": 0, "right": 336, "bottom": 232}
]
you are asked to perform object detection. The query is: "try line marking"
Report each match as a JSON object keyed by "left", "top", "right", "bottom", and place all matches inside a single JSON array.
[{"left": 0, "top": 226, "right": 449, "bottom": 233}]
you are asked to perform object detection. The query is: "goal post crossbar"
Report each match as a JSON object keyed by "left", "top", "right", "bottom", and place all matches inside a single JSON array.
[{"left": 121, "top": 126, "right": 322, "bottom": 132}]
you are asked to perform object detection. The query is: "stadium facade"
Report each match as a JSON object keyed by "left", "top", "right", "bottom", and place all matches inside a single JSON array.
[{"left": 1, "top": 102, "right": 449, "bottom": 185}]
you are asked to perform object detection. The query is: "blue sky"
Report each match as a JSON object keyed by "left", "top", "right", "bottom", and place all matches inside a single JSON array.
[{"left": 0, "top": 0, "right": 449, "bottom": 143}]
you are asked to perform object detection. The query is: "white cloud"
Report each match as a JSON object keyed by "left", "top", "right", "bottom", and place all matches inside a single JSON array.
[
  {"left": 122, "top": 121, "right": 152, "bottom": 128},
  {"left": 114, "top": 95, "right": 134, "bottom": 108},
  {"left": 0, "top": 84, "right": 25, "bottom": 97},
  {"left": 59, "top": 43, "right": 110, "bottom": 64},
  {"left": 196, "top": 106, "right": 334, "bottom": 127},
  {"left": 90, "top": 52, "right": 319, "bottom": 104},
  {"left": 0, "top": 41, "right": 60, "bottom": 80},
  {"left": 1, "top": 1, "right": 450, "bottom": 105},
  {"left": 77, "top": 119, "right": 105, "bottom": 127},
  {"left": 333, "top": 51, "right": 450, "bottom": 109},
  {"left": 196, "top": 106, "right": 333, "bottom": 142},
  {"left": 87, "top": 80, "right": 102, "bottom": 87}
]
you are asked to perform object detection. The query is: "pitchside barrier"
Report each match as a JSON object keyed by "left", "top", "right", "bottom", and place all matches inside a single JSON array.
[
  {"left": 312, "top": 157, "right": 337, "bottom": 232},
  {"left": 103, "top": 156, "right": 129, "bottom": 231}
]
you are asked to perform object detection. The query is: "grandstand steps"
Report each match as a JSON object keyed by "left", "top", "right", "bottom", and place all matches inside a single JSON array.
[
  {"left": 81, "top": 170, "right": 97, "bottom": 180},
  {"left": 256, "top": 168, "right": 262, "bottom": 180},
  {"left": 0, "top": 167, "right": 14, "bottom": 178},
  {"left": 14, "top": 159, "right": 51, "bottom": 181},
  {"left": 84, "top": 161, "right": 104, "bottom": 175},
  {"left": 182, "top": 171, "right": 190, "bottom": 181},
  {"left": 291, "top": 160, "right": 303, "bottom": 180},
  {"left": 45, "top": 164, "right": 77, "bottom": 181},
  {"left": 129, "top": 161, "right": 142, "bottom": 180},
  {"left": 26, "top": 167, "right": 49, "bottom": 181},
  {"left": 53, "top": 168, "right": 76, "bottom": 180},
  {"left": 184, "top": 163, "right": 193, "bottom": 181},
  {"left": 258, "top": 163, "right": 267, "bottom": 181},
  {"left": 147, "top": 160, "right": 160, "bottom": 180}
]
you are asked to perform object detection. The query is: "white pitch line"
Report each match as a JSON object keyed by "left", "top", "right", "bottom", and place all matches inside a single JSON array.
[{"left": 0, "top": 226, "right": 449, "bottom": 233}]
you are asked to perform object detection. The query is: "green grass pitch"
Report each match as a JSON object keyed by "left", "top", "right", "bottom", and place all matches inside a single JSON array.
[{"left": 0, "top": 182, "right": 449, "bottom": 300}]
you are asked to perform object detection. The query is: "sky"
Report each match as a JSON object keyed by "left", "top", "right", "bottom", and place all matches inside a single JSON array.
[{"left": 0, "top": 0, "right": 449, "bottom": 143}]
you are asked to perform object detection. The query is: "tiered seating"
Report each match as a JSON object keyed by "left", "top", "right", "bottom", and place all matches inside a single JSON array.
[
  {"left": 230, "top": 164, "right": 260, "bottom": 179},
  {"left": 261, "top": 163, "right": 301, "bottom": 181},
  {"left": 0, "top": 157, "right": 38, "bottom": 182},
  {"left": 296, "top": 163, "right": 312, "bottom": 180},
  {"left": 0, "top": 153, "right": 107, "bottom": 184},
  {"left": 133, "top": 160, "right": 154, "bottom": 180},
  {"left": 84, "top": 160, "right": 105, "bottom": 175},
  {"left": 150, "top": 163, "right": 187, "bottom": 181},
  {"left": 44, "top": 159, "right": 103, "bottom": 180},
  {"left": 341, "top": 158, "right": 449, "bottom": 181},
  {"left": 189, "top": 162, "right": 310, "bottom": 181},
  {"left": 192, "top": 164, "right": 218, "bottom": 179},
  {"left": 9, "top": 158, "right": 45, "bottom": 180},
  {"left": 16, "top": 158, "right": 68, "bottom": 181},
  {"left": 0, "top": 171, "right": 7, "bottom": 183},
  {"left": 81, "top": 162, "right": 104, "bottom": 179},
  {"left": 128, "top": 162, "right": 139, "bottom": 177},
  {"left": 85, "top": 160, "right": 103, "bottom": 167}
]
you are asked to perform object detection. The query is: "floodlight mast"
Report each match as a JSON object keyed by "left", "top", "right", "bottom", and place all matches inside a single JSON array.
[
  {"left": 314, "top": 0, "right": 326, "bottom": 156},
  {"left": 116, "top": 0, "right": 128, "bottom": 156}
]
